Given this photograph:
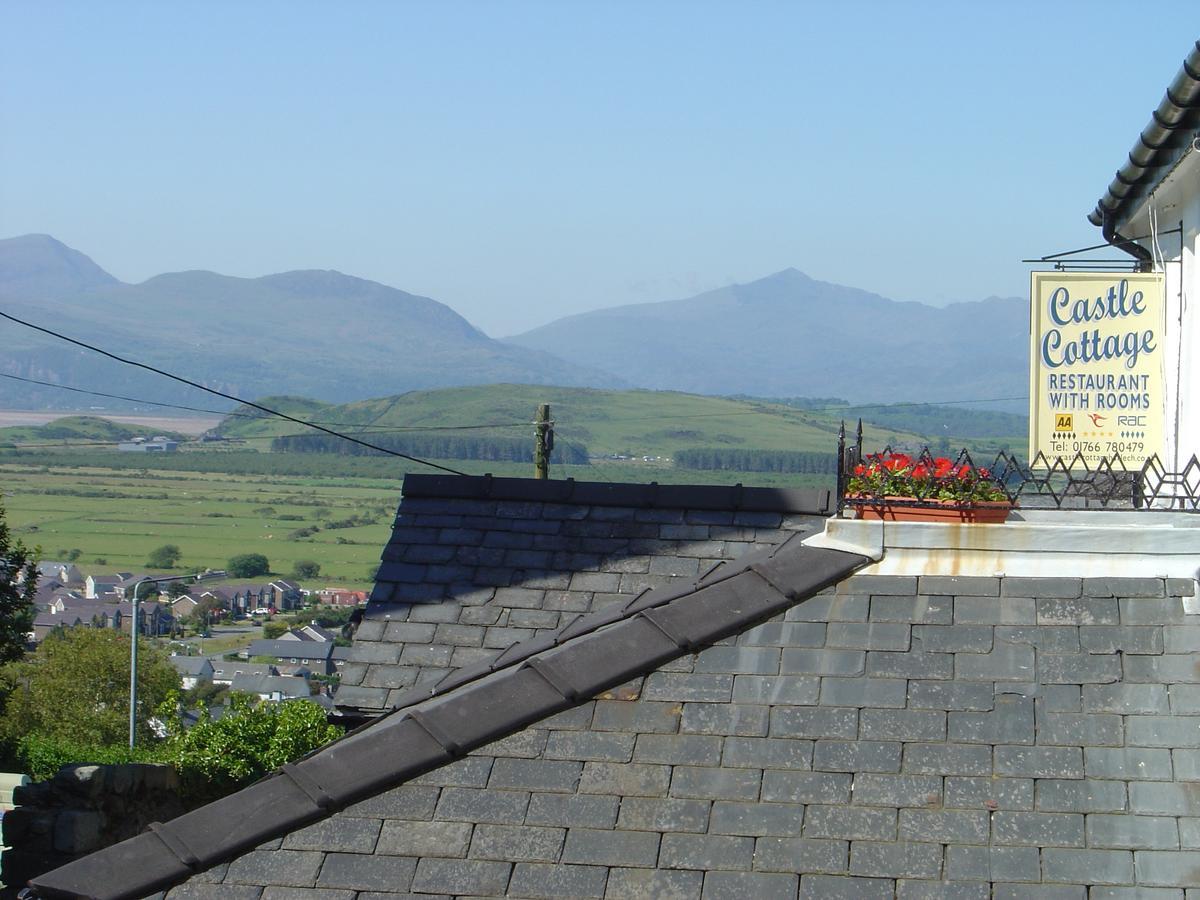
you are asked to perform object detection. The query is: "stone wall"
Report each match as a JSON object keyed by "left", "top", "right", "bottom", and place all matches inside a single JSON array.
[{"left": 2, "top": 764, "right": 183, "bottom": 891}]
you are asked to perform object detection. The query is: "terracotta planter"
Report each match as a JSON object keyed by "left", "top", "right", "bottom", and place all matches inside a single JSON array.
[{"left": 849, "top": 497, "right": 1014, "bottom": 524}]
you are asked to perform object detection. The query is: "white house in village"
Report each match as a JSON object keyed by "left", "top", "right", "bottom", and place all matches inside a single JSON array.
[{"left": 1088, "top": 40, "right": 1200, "bottom": 470}]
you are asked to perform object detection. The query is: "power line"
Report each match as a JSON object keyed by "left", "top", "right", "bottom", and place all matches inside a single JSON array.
[
  {"left": 0, "top": 373, "right": 530, "bottom": 432},
  {"left": 0, "top": 309, "right": 469, "bottom": 476}
]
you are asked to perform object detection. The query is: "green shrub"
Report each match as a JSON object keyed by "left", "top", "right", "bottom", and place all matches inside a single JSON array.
[
  {"left": 15, "top": 733, "right": 162, "bottom": 782},
  {"left": 165, "top": 694, "right": 341, "bottom": 801}
]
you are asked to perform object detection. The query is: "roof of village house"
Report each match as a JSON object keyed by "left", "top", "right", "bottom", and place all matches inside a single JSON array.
[
  {"left": 169, "top": 656, "right": 214, "bottom": 677},
  {"left": 24, "top": 473, "right": 1200, "bottom": 899},
  {"left": 248, "top": 639, "right": 335, "bottom": 660},
  {"left": 230, "top": 673, "right": 312, "bottom": 700},
  {"left": 1089, "top": 40, "right": 1200, "bottom": 229}
]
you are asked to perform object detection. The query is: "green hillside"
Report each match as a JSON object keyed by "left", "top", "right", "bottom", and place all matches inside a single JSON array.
[
  {"left": 0, "top": 416, "right": 186, "bottom": 446},
  {"left": 215, "top": 385, "right": 1009, "bottom": 462}
]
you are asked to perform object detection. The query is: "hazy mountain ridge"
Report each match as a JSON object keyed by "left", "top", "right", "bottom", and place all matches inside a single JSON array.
[
  {"left": 507, "top": 269, "right": 1028, "bottom": 406},
  {"left": 0, "top": 235, "right": 1027, "bottom": 411},
  {"left": 0, "top": 235, "right": 623, "bottom": 408}
]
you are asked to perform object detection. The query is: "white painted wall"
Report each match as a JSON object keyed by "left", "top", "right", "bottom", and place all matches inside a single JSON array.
[{"left": 1125, "top": 147, "right": 1200, "bottom": 470}]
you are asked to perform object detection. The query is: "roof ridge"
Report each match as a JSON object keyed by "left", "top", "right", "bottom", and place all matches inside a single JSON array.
[{"left": 27, "top": 542, "right": 867, "bottom": 900}]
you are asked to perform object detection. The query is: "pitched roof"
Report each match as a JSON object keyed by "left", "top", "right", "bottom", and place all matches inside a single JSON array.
[
  {"left": 1089, "top": 40, "right": 1200, "bottom": 229},
  {"left": 169, "top": 657, "right": 213, "bottom": 677},
  {"left": 248, "top": 639, "right": 335, "bottom": 660},
  {"left": 229, "top": 674, "right": 312, "bottom": 700},
  {"left": 26, "top": 474, "right": 858, "bottom": 899}
]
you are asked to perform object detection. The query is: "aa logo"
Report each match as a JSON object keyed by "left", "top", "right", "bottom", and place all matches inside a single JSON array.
[{"left": 1054, "top": 414, "right": 1073, "bottom": 432}]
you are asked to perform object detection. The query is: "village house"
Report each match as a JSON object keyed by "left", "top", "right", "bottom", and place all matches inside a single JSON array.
[
  {"left": 244, "top": 638, "right": 336, "bottom": 676},
  {"left": 169, "top": 656, "right": 215, "bottom": 691}
]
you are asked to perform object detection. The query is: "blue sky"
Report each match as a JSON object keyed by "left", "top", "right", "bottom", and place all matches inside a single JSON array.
[{"left": 3, "top": 2, "right": 1198, "bottom": 335}]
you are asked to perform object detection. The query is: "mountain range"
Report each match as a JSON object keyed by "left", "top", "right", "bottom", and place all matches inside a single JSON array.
[{"left": 0, "top": 234, "right": 1027, "bottom": 409}]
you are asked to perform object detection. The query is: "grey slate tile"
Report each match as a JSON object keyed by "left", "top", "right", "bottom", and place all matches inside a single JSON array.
[
  {"left": 943, "top": 776, "right": 1033, "bottom": 811},
  {"left": 754, "top": 837, "right": 848, "bottom": 874},
  {"left": 722, "top": 727, "right": 817, "bottom": 767},
  {"left": 616, "top": 796, "right": 711, "bottom": 833},
  {"left": 703, "top": 870, "right": 799, "bottom": 900},
  {"left": 851, "top": 774, "right": 942, "bottom": 809},
  {"left": 525, "top": 792, "right": 620, "bottom": 829},
  {"left": 634, "top": 733, "right": 723, "bottom": 766},
  {"left": 578, "top": 761, "right": 671, "bottom": 797},
  {"left": 316, "top": 854, "right": 418, "bottom": 892},
  {"left": 709, "top": 800, "right": 805, "bottom": 836},
  {"left": 761, "top": 771, "right": 853, "bottom": 805},
  {"left": 375, "top": 820, "right": 473, "bottom": 858},
  {"left": 682, "top": 701, "right": 770, "bottom": 736},
  {"left": 561, "top": 828, "right": 659, "bottom": 867},
  {"left": 469, "top": 823, "right": 566, "bottom": 862},
  {"left": 895, "top": 881, "right": 989, "bottom": 900},
  {"left": 1134, "top": 851, "right": 1200, "bottom": 887},
  {"left": 991, "top": 811, "right": 1085, "bottom": 846},
  {"left": 660, "top": 832, "right": 755, "bottom": 870},
  {"left": 944, "top": 845, "right": 1041, "bottom": 882},
  {"left": 410, "top": 858, "right": 511, "bottom": 896},
  {"left": 226, "top": 852, "right": 324, "bottom": 888},
  {"left": 544, "top": 731, "right": 636, "bottom": 762},
  {"left": 1087, "top": 814, "right": 1181, "bottom": 849},
  {"left": 605, "top": 868, "right": 703, "bottom": 900},
  {"left": 507, "top": 862, "right": 608, "bottom": 899},
  {"left": 813, "top": 740, "right": 902, "bottom": 774},
  {"left": 849, "top": 840, "right": 943, "bottom": 879},
  {"left": 770, "top": 706, "right": 858, "bottom": 740},
  {"left": 1085, "top": 747, "right": 1174, "bottom": 780},
  {"left": 280, "top": 817, "right": 381, "bottom": 853},
  {"left": 897, "top": 809, "right": 989, "bottom": 844},
  {"left": 435, "top": 787, "right": 530, "bottom": 824},
  {"left": 803, "top": 805, "right": 897, "bottom": 841},
  {"left": 670, "top": 765, "right": 762, "bottom": 801},
  {"left": 798, "top": 873, "right": 893, "bottom": 899}
]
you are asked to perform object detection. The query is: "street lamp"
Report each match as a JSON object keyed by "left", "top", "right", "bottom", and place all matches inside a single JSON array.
[{"left": 128, "top": 577, "right": 154, "bottom": 748}]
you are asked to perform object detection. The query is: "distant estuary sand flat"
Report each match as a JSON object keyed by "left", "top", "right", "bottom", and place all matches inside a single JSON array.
[{"left": 0, "top": 410, "right": 222, "bottom": 435}]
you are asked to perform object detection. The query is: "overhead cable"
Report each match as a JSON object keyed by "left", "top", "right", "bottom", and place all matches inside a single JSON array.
[
  {"left": 0, "top": 310, "right": 468, "bottom": 476},
  {"left": 0, "top": 373, "right": 530, "bottom": 432}
]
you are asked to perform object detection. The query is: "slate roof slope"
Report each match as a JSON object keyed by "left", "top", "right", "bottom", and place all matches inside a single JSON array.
[
  {"left": 38, "top": 572, "right": 1200, "bottom": 899},
  {"left": 337, "top": 474, "right": 834, "bottom": 716},
  {"left": 26, "top": 476, "right": 858, "bottom": 900}
]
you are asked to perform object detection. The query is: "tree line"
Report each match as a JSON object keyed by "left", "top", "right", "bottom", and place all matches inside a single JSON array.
[
  {"left": 674, "top": 447, "right": 838, "bottom": 474},
  {"left": 271, "top": 433, "right": 590, "bottom": 464}
]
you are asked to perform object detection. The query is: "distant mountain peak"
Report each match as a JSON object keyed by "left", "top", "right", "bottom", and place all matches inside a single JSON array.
[{"left": 0, "top": 233, "right": 120, "bottom": 297}]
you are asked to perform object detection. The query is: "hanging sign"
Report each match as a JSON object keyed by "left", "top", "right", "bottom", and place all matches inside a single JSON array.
[{"left": 1029, "top": 271, "right": 1166, "bottom": 467}]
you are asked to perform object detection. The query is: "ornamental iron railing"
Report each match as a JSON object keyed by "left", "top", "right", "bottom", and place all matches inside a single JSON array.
[{"left": 836, "top": 420, "right": 1200, "bottom": 514}]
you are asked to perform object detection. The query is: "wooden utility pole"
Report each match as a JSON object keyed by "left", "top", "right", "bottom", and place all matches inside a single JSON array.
[{"left": 534, "top": 403, "right": 552, "bottom": 479}]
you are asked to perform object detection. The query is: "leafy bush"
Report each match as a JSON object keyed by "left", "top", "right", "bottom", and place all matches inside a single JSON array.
[
  {"left": 292, "top": 559, "right": 320, "bottom": 579},
  {"left": 15, "top": 733, "right": 160, "bottom": 783},
  {"left": 164, "top": 694, "right": 341, "bottom": 801},
  {"left": 227, "top": 553, "right": 270, "bottom": 578},
  {"left": 147, "top": 544, "right": 182, "bottom": 568}
]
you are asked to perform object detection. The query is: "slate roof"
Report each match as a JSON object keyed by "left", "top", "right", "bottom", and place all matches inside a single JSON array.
[
  {"left": 169, "top": 657, "right": 214, "bottom": 677},
  {"left": 229, "top": 674, "right": 312, "bottom": 701},
  {"left": 26, "top": 475, "right": 851, "bottom": 899},
  {"left": 337, "top": 474, "right": 833, "bottom": 716},
  {"left": 24, "top": 475, "right": 1200, "bottom": 899},
  {"left": 247, "top": 639, "right": 335, "bottom": 661}
]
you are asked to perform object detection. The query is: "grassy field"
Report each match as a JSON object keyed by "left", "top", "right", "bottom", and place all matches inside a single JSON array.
[{"left": 1, "top": 459, "right": 400, "bottom": 586}]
